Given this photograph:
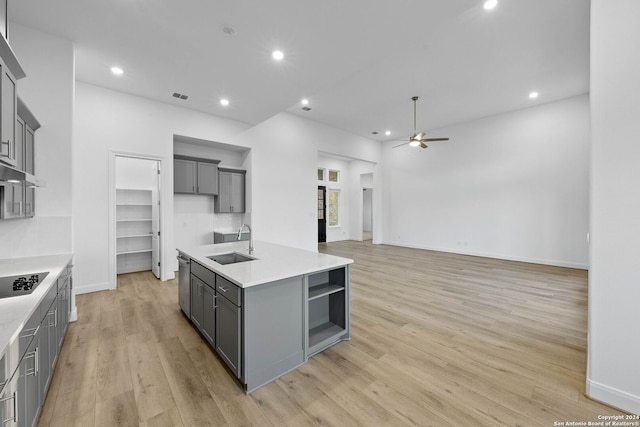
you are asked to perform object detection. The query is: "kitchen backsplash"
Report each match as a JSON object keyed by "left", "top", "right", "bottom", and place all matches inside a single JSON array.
[{"left": 0, "top": 215, "right": 72, "bottom": 259}]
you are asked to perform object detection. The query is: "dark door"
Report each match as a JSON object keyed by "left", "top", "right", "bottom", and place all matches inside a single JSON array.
[{"left": 318, "top": 186, "right": 326, "bottom": 243}]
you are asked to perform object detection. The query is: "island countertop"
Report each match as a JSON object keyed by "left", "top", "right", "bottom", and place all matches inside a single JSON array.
[{"left": 177, "top": 240, "right": 353, "bottom": 288}]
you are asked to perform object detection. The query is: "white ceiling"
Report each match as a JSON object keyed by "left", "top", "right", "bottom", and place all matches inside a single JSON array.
[{"left": 9, "top": 0, "right": 590, "bottom": 142}]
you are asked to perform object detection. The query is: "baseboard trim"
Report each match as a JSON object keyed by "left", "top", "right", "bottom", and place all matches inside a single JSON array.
[
  {"left": 587, "top": 378, "right": 640, "bottom": 415},
  {"left": 74, "top": 281, "right": 114, "bottom": 295},
  {"left": 380, "top": 241, "right": 589, "bottom": 270}
]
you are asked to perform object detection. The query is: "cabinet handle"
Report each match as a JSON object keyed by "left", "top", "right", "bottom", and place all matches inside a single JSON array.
[
  {"left": 213, "top": 295, "right": 218, "bottom": 309},
  {"left": 218, "top": 286, "right": 228, "bottom": 293},
  {"left": 48, "top": 309, "right": 58, "bottom": 327},
  {"left": 0, "top": 391, "right": 17, "bottom": 424},
  {"left": 24, "top": 348, "right": 38, "bottom": 376},
  {"left": 21, "top": 325, "right": 39, "bottom": 339}
]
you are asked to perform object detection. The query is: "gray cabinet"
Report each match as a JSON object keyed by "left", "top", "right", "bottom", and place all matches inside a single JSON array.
[
  {"left": 215, "top": 169, "right": 245, "bottom": 213},
  {"left": 0, "top": 59, "right": 16, "bottom": 167},
  {"left": 20, "top": 335, "right": 40, "bottom": 427},
  {"left": 190, "top": 275, "right": 204, "bottom": 330},
  {"left": 56, "top": 272, "right": 71, "bottom": 352},
  {"left": 215, "top": 283, "right": 241, "bottom": 378},
  {"left": 174, "top": 156, "right": 219, "bottom": 195},
  {"left": 214, "top": 231, "right": 249, "bottom": 244},
  {"left": 201, "top": 283, "right": 216, "bottom": 346}
]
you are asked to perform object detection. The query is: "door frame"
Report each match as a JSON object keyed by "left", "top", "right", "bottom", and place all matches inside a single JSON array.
[{"left": 108, "top": 151, "right": 167, "bottom": 289}]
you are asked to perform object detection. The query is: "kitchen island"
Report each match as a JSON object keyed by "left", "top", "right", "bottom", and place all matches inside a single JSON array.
[{"left": 177, "top": 240, "right": 353, "bottom": 393}]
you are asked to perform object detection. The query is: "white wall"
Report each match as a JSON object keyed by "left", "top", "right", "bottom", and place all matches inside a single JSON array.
[
  {"left": 115, "top": 156, "right": 157, "bottom": 189},
  {"left": 587, "top": 0, "right": 640, "bottom": 414},
  {"left": 347, "top": 161, "right": 375, "bottom": 241},
  {"left": 74, "top": 82, "right": 250, "bottom": 293},
  {"left": 381, "top": 95, "right": 590, "bottom": 269},
  {"left": 0, "top": 24, "right": 74, "bottom": 258},
  {"left": 229, "top": 113, "right": 381, "bottom": 253},
  {"left": 73, "top": 83, "right": 381, "bottom": 292}
]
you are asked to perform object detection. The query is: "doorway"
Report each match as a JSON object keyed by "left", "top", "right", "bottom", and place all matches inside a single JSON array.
[
  {"left": 318, "top": 186, "right": 326, "bottom": 243},
  {"left": 363, "top": 188, "right": 373, "bottom": 241},
  {"left": 113, "top": 155, "right": 162, "bottom": 282}
]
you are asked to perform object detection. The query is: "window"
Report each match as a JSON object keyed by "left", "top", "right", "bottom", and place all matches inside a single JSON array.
[
  {"left": 328, "top": 169, "right": 339, "bottom": 183},
  {"left": 328, "top": 189, "right": 340, "bottom": 226},
  {"left": 317, "top": 168, "right": 325, "bottom": 181}
]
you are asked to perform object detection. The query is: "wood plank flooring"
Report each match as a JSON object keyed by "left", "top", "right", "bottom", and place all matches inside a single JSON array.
[{"left": 37, "top": 241, "right": 627, "bottom": 426}]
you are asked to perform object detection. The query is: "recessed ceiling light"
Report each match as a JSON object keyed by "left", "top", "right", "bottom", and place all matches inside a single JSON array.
[
  {"left": 301, "top": 98, "right": 309, "bottom": 106},
  {"left": 220, "top": 98, "right": 230, "bottom": 106},
  {"left": 385, "top": 130, "right": 391, "bottom": 136},
  {"left": 483, "top": 0, "right": 498, "bottom": 10},
  {"left": 272, "top": 50, "right": 284, "bottom": 61},
  {"left": 529, "top": 91, "right": 539, "bottom": 99},
  {"left": 110, "top": 66, "right": 124, "bottom": 76}
]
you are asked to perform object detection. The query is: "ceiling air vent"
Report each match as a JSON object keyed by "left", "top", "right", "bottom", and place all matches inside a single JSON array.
[
  {"left": 301, "top": 106, "right": 311, "bottom": 111},
  {"left": 172, "top": 92, "right": 189, "bottom": 100}
]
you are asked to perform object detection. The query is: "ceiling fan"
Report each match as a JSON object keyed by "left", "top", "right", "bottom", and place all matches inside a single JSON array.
[{"left": 393, "top": 96, "right": 449, "bottom": 149}]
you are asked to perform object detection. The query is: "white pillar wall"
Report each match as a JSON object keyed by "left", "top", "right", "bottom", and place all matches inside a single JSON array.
[{"left": 587, "top": 0, "right": 640, "bottom": 414}]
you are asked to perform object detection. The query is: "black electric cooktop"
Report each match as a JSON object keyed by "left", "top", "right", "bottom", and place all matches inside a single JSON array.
[{"left": 0, "top": 272, "right": 49, "bottom": 300}]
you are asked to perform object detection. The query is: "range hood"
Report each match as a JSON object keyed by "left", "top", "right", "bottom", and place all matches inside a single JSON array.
[{"left": 0, "top": 163, "right": 45, "bottom": 187}]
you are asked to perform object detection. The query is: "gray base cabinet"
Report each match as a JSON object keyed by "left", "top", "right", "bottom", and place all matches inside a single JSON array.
[
  {"left": 0, "top": 262, "right": 72, "bottom": 427},
  {"left": 180, "top": 257, "right": 350, "bottom": 393},
  {"left": 216, "top": 282, "right": 241, "bottom": 377}
]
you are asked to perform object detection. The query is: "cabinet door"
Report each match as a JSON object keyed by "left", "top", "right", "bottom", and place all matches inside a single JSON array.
[
  {"left": 196, "top": 162, "right": 218, "bottom": 195},
  {"left": 0, "top": 64, "right": 16, "bottom": 167},
  {"left": 215, "top": 295, "right": 241, "bottom": 378},
  {"left": 174, "top": 159, "right": 196, "bottom": 194},
  {"left": 0, "top": 374, "right": 18, "bottom": 427},
  {"left": 201, "top": 284, "right": 216, "bottom": 346},
  {"left": 25, "top": 125, "right": 34, "bottom": 174},
  {"left": 190, "top": 275, "right": 204, "bottom": 330},
  {"left": 20, "top": 334, "right": 40, "bottom": 427},
  {"left": 216, "top": 171, "right": 232, "bottom": 212},
  {"left": 230, "top": 173, "right": 245, "bottom": 213},
  {"left": 15, "top": 116, "right": 23, "bottom": 170},
  {"left": 38, "top": 314, "right": 51, "bottom": 406}
]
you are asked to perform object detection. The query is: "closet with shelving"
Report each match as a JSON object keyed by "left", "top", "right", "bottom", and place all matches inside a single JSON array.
[{"left": 116, "top": 188, "right": 153, "bottom": 274}]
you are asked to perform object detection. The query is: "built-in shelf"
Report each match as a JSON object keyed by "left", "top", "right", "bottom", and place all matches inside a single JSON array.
[
  {"left": 308, "top": 283, "right": 345, "bottom": 301},
  {"left": 116, "top": 189, "right": 153, "bottom": 274},
  {"left": 308, "top": 322, "right": 346, "bottom": 348},
  {"left": 306, "top": 266, "right": 349, "bottom": 356}
]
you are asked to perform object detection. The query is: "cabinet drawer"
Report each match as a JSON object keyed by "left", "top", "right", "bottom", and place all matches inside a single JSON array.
[
  {"left": 191, "top": 261, "right": 215, "bottom": 287},
  {"left": 216, "top": 276, "right": 241, "bottom": 306}
]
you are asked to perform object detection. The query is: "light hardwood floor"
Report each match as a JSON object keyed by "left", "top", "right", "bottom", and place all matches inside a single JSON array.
[{"left": 37, "top": 241, "right": 626, "bottom": 426}]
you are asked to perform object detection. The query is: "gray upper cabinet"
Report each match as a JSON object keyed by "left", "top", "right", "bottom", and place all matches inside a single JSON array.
[
  {"left": 174, "top": 158, "right": 196, "bottom": 194},
  {"left": 174, "top": 156, "right": 219, "bottom": 195},
  {"left": 0, "top": 59, "right": 16, "bottom": 167},
  {"left": 216, "top": 168, "right": 246, "bottom": 213}
]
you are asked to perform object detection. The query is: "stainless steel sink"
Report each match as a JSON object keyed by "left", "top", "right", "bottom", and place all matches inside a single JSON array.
[{"left": 207, "top": 252, "right": 256, "bottom": 265}]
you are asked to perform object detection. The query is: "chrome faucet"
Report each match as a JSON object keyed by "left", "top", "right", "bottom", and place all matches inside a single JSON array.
[{"left": 237, "top": 224, "right": 254, "bottom": 254}]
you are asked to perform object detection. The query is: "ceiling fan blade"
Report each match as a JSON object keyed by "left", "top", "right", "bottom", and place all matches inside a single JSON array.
[
  {"left": 419, "top": 137, "right": 449, "bottom": 142},
  {"left": 393, "top": 141, "right": 411, "bottom": 148},
  {"left": 415, "top": 132, "right": 425, "bottom": 140},
  {"left": 419, "top": 142, "right": 428, "bottom": 149}
]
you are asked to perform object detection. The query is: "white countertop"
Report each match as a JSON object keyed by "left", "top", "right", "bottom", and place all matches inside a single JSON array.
[
  {"left": 178, "top": 240, "right": 352, "bottom": 288},
  {"left": 0, "top": 254, "right": 73, "bottom": 358}
]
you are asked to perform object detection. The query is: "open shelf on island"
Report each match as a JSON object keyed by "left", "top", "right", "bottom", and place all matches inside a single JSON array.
[
  {"left": 308, "top": 283, "right": 345, "bottom": 300},
  {"left": 306, "top": 266, "right": 349, "bottom": 356},
  {"left": 309, "top": 321, "right": 346, "bottom": 348}
]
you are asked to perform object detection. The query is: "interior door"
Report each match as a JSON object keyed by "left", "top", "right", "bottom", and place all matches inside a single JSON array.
[
  {"left": 151, "top": 170, "right": 160, "bottom": 279},
  {"left": 318, "top": 186, "right": 326, "bottom": 243}
]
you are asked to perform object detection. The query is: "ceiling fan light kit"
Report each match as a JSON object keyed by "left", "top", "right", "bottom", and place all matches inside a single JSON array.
[{"left": 393, "top": 96, "right": 450, "bottom": 150}]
